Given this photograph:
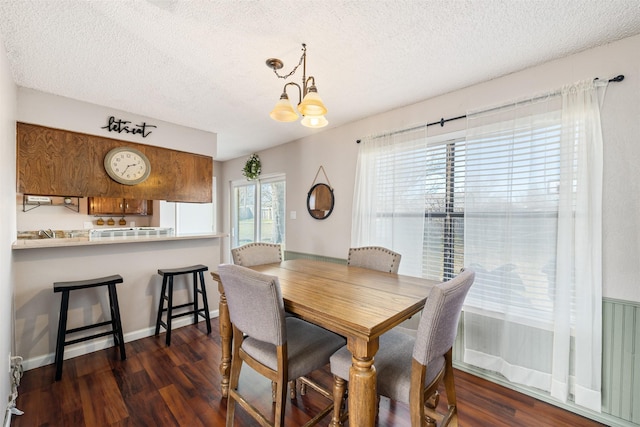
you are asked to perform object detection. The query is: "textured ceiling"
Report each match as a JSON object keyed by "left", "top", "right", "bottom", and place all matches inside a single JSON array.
[{"left": 1, "top": 1, "right": 640, "bottom": 161}]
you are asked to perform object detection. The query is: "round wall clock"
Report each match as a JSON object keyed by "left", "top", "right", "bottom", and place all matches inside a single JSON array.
[{"left": 104, "top": 147, "right": 151, "bottom": 185}]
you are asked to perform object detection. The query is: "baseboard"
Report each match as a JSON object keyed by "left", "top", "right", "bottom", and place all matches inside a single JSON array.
[{"left": 21, "top": 309, "right": 219, "bottom": 372}]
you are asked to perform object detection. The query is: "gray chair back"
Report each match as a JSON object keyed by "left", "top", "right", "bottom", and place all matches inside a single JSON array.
[
  {"left": 347, "top": 246, "right": 402, "bottom": 273},
  {"left": 231, "top": 242, "right": 283, "bottom": 267},
  {"left": 217, "top": 264, "right": 286, "bottom": 346},
  {"left": 412, "top": 269, "right": 475, "bottom": 366}
]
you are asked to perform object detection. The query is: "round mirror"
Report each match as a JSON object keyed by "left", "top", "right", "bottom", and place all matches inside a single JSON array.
[{"left": 307, "top": 183, "right": 334, "bottom": 220}]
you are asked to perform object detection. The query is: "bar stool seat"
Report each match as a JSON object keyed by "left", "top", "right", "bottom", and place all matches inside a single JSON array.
[
  {"left": 154, "top": 264, "right": 211, "bottom": 346},
  {"left": 53, "top": 274, "right": 126, "bottom": 381}
]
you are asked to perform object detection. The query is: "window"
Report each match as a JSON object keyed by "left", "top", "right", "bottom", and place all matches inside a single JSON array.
[
  {"left": 353, "top": 81, "right": 605, "bottom": 410},
  {"left": 353, "top": 131, "right": 465, "bottom": 281},
  {"left": 423, "top": 137, "right": 465, "bottom": 281},
  {"left": 464, "top": 118, "right": 563, "bottom": 323},
  {"left": 357, "top": 125, "right": 561, "bottom": 322},
  {"left": 231, "top": 175, "right": 285, "bottom": 247},
  {"left": 355, "top": 123, "right": 564, "bottom": 323}
]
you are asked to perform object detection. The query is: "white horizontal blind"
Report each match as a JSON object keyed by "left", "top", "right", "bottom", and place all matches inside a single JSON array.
[
  {"left": 464, "top": 108, "right": 564, "bottom": 325},
  {"left": 353, "top": 131, "right": 465, "bottom": 280}
]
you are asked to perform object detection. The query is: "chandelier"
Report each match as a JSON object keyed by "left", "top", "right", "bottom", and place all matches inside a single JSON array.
[{"left": 266, "top": 43, "right": 328, "bottom": 128}]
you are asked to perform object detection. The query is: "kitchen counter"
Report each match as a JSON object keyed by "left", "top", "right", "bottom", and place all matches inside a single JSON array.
[{"left": 12, "top": 232, "right": 226, "bottom": 249}]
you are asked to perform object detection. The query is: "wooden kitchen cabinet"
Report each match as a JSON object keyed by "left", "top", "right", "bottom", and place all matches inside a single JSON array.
[
  {"left": 17, "top": 123, "right": 213, "bottom": 202},
  {"left": 88, "top": 197, "right": 153, "bottom": 216}
]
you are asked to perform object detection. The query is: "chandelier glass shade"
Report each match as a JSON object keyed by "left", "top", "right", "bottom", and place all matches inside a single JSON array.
[
  {"left": 267, "top": 44, "right": 328, "bottom": 128},
  {"left": 269, "top": 93, "right": 299, "bottom": 122}
]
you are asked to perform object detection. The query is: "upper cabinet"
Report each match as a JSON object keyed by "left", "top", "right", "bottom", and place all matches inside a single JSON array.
[
  {"left": 88, "top": 197, "right": 153, "bottom": 216},
  {"left": 16, "top": 123, "right": 213, "bottom": 203}
]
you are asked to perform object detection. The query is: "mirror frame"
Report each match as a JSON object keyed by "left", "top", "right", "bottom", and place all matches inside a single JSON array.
[{"left": 307, "top": 183, "right": 335, "bottom": 220}]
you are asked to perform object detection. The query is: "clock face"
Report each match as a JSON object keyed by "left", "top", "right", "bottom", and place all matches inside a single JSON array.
[{"left": 104, "top": 147, "right": 151, "bottom": 185}]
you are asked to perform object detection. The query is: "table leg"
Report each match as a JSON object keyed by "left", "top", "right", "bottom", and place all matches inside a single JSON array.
[
  {"left": 213, "top": 274, "right": 232, "bottom": 398},
  {"left": 347, "top": 337, "right": 379, "bottom": 427}
]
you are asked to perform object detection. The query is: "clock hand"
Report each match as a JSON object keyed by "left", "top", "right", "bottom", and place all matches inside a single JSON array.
[{"left": 120, "top": 163, "right": 139, "bottom": 175}]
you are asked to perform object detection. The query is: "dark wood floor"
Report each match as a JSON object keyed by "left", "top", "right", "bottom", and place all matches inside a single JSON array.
[{"left": 12, "top": 322, "right": 606, "bottom": 426}]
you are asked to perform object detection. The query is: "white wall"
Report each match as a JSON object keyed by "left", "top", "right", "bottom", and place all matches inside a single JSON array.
[
  {"left": 221, "top": 34, "right": 640, "bottom": 303},
  {"left": 0, "top": 32, "right": 17, "bottom": 423},
  {"left": 17, "top": 88, "right": 217, "bottom": 156}
]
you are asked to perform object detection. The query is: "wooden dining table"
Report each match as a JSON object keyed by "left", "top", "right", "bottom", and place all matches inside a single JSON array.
[{"left": 211, "top": 259, "right": 438, "bottom": 427}]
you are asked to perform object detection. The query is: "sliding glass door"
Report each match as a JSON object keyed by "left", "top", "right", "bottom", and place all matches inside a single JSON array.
[{"left": 231, "top": 175, "right": 285, "bottom": 248}]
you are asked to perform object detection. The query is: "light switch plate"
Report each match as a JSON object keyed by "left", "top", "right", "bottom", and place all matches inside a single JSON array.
[{"left": 290, "top": 211, "right": 296, "bottom": 220}]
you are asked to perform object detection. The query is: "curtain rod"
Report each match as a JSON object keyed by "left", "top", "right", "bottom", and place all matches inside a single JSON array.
[{"left": 356, "top": 74, "right": 624, "bottom": 143}]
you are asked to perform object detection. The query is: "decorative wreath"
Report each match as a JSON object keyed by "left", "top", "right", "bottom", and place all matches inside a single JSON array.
[{"left": 242, "top": 153, "right": 261, "bottom": 180}]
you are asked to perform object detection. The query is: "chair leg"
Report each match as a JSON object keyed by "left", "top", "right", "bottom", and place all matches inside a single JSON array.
[
  {"left": 330, "top": 376, "right": 346, "bottom": 427},
  {"left": 226, "top": 331, "right": 244, "bottom": 426},
  {"left": 426, "top": 390, "right": 440, "bottom": 409},
  {"left": 274, "top": 374, "right": 287, "bottom": 427},
  {"left": 289, "top": 380, "right": 297, "bottom": 399},
  {"left": 440, "top": 350, "right": 458, "bottom": 427},
  {"left": 54, "top": 290, "right": 70, "bottom": 381}
]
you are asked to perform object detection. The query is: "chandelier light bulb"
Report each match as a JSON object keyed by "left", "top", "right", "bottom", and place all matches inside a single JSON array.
[{"left": 301, "top": 114, "right": 328, "bottom": 128}]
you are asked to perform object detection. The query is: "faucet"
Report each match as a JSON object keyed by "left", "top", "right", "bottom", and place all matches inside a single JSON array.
[{"left": 39, "top": 229, "right": 55, "bottom": 239}]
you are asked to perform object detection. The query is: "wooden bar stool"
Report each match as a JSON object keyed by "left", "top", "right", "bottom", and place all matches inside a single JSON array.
[
  {"left": 53, "top": 274, "right": 126, "bottom": 381},
  {"left": 154, "top": 264, "right": 211, "bottom": 346}
]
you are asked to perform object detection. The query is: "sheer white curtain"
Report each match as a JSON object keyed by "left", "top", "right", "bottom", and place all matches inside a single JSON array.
[
  {"left": 463, "top": 80, "right": 604, "bottom": 411},
  {"left": 351, "top": 128, "right": 428, "bottom": 277}
]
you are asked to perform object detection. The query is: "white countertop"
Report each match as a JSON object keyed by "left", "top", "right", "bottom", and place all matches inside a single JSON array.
[{"left": 12, "top": 232, "right": 226, "bottom": 250}]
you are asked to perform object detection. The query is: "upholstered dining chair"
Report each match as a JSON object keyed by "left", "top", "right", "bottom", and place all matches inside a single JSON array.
[
  {"left": 230, "top": 242, "right": 304, "bottom": 397},
  {"left": 217, "top": 264, "right": 345, "bottom": 427},
  {"left": 231, "top": 242, "right": 282, "bottom": 267},
  {"left": 347, "top": 246, "right": 402, "bottom": 274},
  {"left": 329, "top": 269, "right": 475, "bottom": 427}
]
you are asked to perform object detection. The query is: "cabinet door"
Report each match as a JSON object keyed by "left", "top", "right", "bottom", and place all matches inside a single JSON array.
[
  {"left": 123, "top": 199, "right": 153, "bottom": 215},
  {"left": 88, "top": 197, "right": 124, "bottom": 215},
  {"left": 88, "top": 198, "right": 153, "bottom": 215}
]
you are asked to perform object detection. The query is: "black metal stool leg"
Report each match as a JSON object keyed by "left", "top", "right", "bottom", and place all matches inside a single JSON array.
[
  {"left": 107, "top": 283, "right": 126, "bottom": 360},
  {"left": 192, "top": 271, "right": 199, "bottom": 325},
  {"left": 155, "top": 276, "right": 168, "bottom": 337},
  {"left": 166, "top": 276, "right": 174, "bottom": 346},
  {"left": 199, "top": 270, "right": 212, "bottom": 334},
  {"left": 55, "top": 290, "right": 70, "bottom": 381}
]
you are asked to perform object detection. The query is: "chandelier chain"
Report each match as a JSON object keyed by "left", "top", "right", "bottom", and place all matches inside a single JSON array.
[{"left": 272, "top": 45, "right": 306, "bottom": 80}]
